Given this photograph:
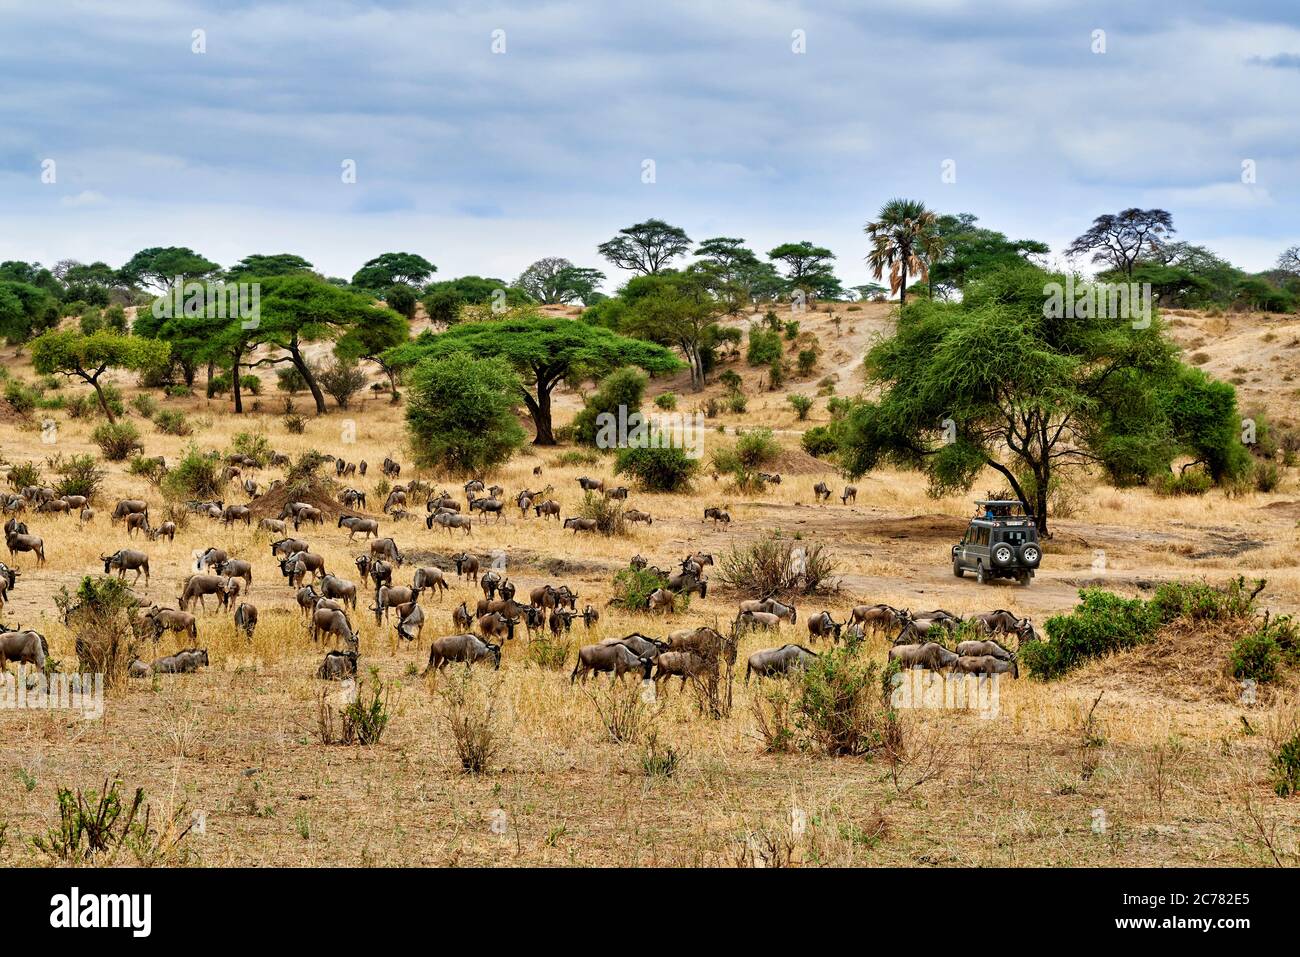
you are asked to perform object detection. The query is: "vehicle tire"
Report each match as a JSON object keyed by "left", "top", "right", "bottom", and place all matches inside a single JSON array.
[
  {"left": 1018, "top": 543, "right": 1042, "bottom": 568},
  {"left": 953, "top": 559, "right": 964, "bottom": 578},
  {"left": 991, "top": 543, "right": 1014, "bottom": 567},
  {"left": 976, "top": 562, "right": 987, "bottom": 584}
]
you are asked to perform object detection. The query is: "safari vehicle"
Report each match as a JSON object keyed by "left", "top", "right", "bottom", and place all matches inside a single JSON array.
[{"left": 952, "top": 500, "right": 1042, "bottom": 585}]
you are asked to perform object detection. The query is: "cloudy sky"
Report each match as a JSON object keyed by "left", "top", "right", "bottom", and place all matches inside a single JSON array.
[{"left": 2, "top": 0, "right": 1298, "bottom": 290}]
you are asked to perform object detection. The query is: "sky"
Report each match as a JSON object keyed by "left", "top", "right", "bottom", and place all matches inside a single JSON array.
[{"left": 1, "top": 0, "right": 1298, "bottom": 291}]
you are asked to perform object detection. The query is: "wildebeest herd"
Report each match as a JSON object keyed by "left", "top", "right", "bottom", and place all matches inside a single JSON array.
[{"left": 0, "top": 461, "right": 1033, "bottom": 704}]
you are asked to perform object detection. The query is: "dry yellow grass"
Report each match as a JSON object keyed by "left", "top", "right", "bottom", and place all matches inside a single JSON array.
[{"left": 0, "top": 302, "right": 1298, "bottom": 867}]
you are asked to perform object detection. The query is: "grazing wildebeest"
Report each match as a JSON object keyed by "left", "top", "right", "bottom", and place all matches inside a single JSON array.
[
  {"left": 102, "top": 549, "right": 150, "bottom": 586},
  {"left": 270, "top": 537, "right": 310, "bottom": 559},
  {"left": 234, "top": 602, "right": 258, "bottom": 639},
  {"left": 563, "top": 517, "right": 598, "bottom": 534},
  {"left": 293, "top": 506, "right": 324, "bottom": 531},
  {"left": 665, "top": 626, "right": 726, "bottom": 658},
  {"left": 665, "top": 569, "right": 708, "bottom": 598},
  {"left": 258, "top": 517, "right": 286, "bottom": 534},
  {"left": 0, "top": 627, "right": 46, "bottom": 672},
  {"left": 214, "top": 558, "right": 252, "bottom": 593},
  {"left": 570, "top": 642, "right": 652, "bottom": 683},
  {"left": 841, "top": 485, "right": 858, "bottom": 504},
  {"left": 427, "top": 494, "right": 460, "bottom": 513},
  {"left": 646, "top": 588, "right": 676, "bottom": 615},
  {"left": 112, "top": 499, "right": 149, "bottom": 524},
  {"left": 652, "top": 650, "right": 716, "bottom": 692},
  {"left": 278, "top": 501, "right": 312, "bottom": 521},
  {"left": 805, "top": 610, "right": 844, "bottom": 643},
  {"left": 151, "top": 649, "right": 209, "bottom": 674},
  {"left": 703, "top": 507, "right": 730, "bottom": 526},
  {"left": 6, "top": 530, "right": 45, "bottom": 565},
  {"left": 143, "top": 605, "right": 198, "bottom": 641},
  {"left": 374, "top": 585, "right": 418, "bottom": 623},
  {"left": 477, "top": 612, "right": 520, "bottom": 643},
  {"left": 625, "top": 509, "right": 653, "bottom": 526},
  {"left": 395, "top": 602, "right": 426, "bottom": 643},
  {"left": 603, "top": 486, "right": 629, "bottom": 501},
  {"left": 533, "top": 499, "right": 561, "bottom": 521},
  {"left": 369, "top": 537, "right": 403, "bottom": 566},
  {"left": 746, "top": 644, "right": 819, "bottom": 683},
  {"left": 851, "top": 603, "right": 904, "bottom": 632},
  {"left": 196, "top": 546, "right": 228, "bottom": 572},
  {"left": 813, "top": 482, "right": 832, "bottom": 502},
  {"left": 548, "top": 607, "right": 577, "bottom": 636},
  {"left": 296, "top": 584, "right": 320, "bottom": 617},
  {"left": 429, "top": 511, "right": 472, "bottom": 535},
  {"left": 581, "top": 604, "right": 600, "bottom": 629},
  {"left": 598, "top": 633, "right": 666, "bottom": 659},
  {"left": 893, "top": 613, "right": 960, "bottom": 646},
  {"left": 955, "top": 639, "right": 1015, "bottom": 661},
  {"left": 734, "top": 610, "right": 781, "bottom": 633},
  {"left": 280, "top": 552, "right": 327, "bottom": 585},
  {"left": 311, "top": 608, "right": 359, "bottom": 650},
  {"left": 953, "top": 655, "right": 1019, "bottom": 678},
  {"left": 339, "top": 488, "right": 367, "bottom": 510},
  {"left": 480, "top": 570, "right": 503, "bottom": 600},
  {"left": 577, "top": 476, "right": 604, "bottom": 493},
  {"left": 969, "top": 609, "right": 1036, "bottom": 642},
  {"left": 79, "top": 507, "right": 95, "bottom": 524},
  {"left": 451, "top": 601, "right": 473, "bottom": 632},
  {"left": 221, "top": 504, "right": 253, "bottom": 526},
  {"left": 320, "top": 574, "right": 359, "bottom": 610},
  {"left": 339, "top": 515, "right": 380, "bottom": 539},
  {"left": 412, "top": 567, "right": 449, "bottom": 598},
  {"left": 889, "top": 642, "right": 959, "bottom": 671},
  {"left": 383, "top": 489, "right": 408, "bottom": 513},
  {"left": 423, "top": 633, "right": 501, "bottom": 674},
  {"left": 146, "top": 521, "right": 177, "bottom": 542},
  {"left": 469, "top": 497, "right": 506, "bottom": 522},
  {"left": 37, "top": 498, "right": 69, "bottom": 515},
  {"left": 381, "top": 456, "right": 401, "bottom": 478},
  {"left": 317, "top": 649, "right": 359, "bottom": 680},
  {"left": 179, "top": 574, "right": 238, "bottom": 612},
  {"left": 758, "top": 472, "right": 782, "bottom": 486}
]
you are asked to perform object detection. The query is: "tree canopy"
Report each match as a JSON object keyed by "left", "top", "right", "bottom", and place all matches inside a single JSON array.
[
  {"left": 31, "top": 329, "right": 170, "bottom": 421},
  {"left": 385, "top": 314, "right": 680, "bottom": 444},
  {"left": 1066, "top": 208, "right": 1175, "bottom": 277},
  {"left": 351, "top": 252, "right": 436, "bottom": 290},
  {"left": 865, "top": 199, "right": 944, "bottom": 304},
  {"left": 833, "top": 262, "right": 1249, "bottom": 535},
  {"left": 768, "top": 241, "right": 842, "bottom": 301},
  {"left": 117, "top": 247, "right": 219, "bottom": 292},
  {"left": 929, "top": 213, "right": 1049, "bottom": 298},
  {"left": 0, "top": 280, "right": 60, "bottom": 343},
  {"left": 598, "top": 219, "right": 691, "bottom": 275}
]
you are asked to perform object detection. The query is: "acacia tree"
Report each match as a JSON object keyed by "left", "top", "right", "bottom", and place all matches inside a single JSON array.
[
  {"left": 350, "top": 252, "right": 436, "bottom": 290},
  {"left": 834, "top": 263, "right": 1249, "bottom": 536},
  {"left": 335, "top": 305, "right": 410, "bottom": 402},
  {"left": 768, "top": 241, "right": 839, "bottom": 302},
  {"left": 622, "top": 271, "right": 722, "bottom": 390},
  {"left": 384, "top": 314, "right": 680, "bottom": 444},
  {"left": 865, "top": 199, "right": 944, "bottom": 305},
  {"left": 1277, "top": 245, "right": 1300, "bottom": 276},
  {"left": 30, "top": 329, "right": 170, "bottom": 422},
  {"left": 249, "top": 274, "right": 399, "bottom": 414},
  {"left": 1066, "top": 208, "right": 1175, "bottom": 277},
  {"left": 117, "top": 247, "right": 219, "bottom": 293},
  {"left": 225, "top": 254, "right": 315, "bottom": 280},
  {"left": 598, "top": 219, "right": 691, "bottom": 275}
]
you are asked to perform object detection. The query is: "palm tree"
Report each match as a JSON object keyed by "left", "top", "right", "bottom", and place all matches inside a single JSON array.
[{"left": 864, "top": 199, "right": 944, "bottom": 305}]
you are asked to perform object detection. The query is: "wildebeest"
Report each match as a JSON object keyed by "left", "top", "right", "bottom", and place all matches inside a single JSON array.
[
  {"left": 196, "top": 546, "right": 228, "bottom": 572},
  {"left": 841, "top": 485, "right": 858, "bottom": 504},
  {"left": 533, "top": 499, "right": 561, "bottom": 521},
  {"left": 102, "top": 549, "right": 150, "bottom": 585},
  {"left": 851, "top": 603, "right": 904, "bottom": 632},
  {"left": 758, "top": 472, "right": 782, "bottom": 486},
  {"left": 477, "top": 612, "right": 520, "bottom": 642},
  {"left": 374, "top": 584, "right": 418, "bottom": 623},
  {"left": 339, "top": 488, "right": 367, "bottom": 510},
  {"left": 703, "top": 507, "right": 730, "bottom": 526},
  {"left": 735, "top": 610, "right": 781, "bottom": 633},
  {"left": 562, "top": 517, "right": 598, "bottom": 534},
  {"left": 893, "top": 613, "right": 960, "bottom": 645},
  {"left": 813, "top": 482, "right": 832, "bottom": 502},
  {"left": 394, "top": 602, "right": 426, "bottom": 643},
  {"left": 311, "top": 607, "right": 359, "bottom": 650},
  {"left": 6, "top": 530, "right": 45, "bottom": 564},
  {"left": 652, "top": 650, "right": 716, "bottom": 692},
  {"left": 382, "top": 488, "right": 408, "bottom": 513},
  {"left": 146, "top": 521, "right": 177, "bottom": 542},
  {"left": 451, "top": 601, "right": 473, "bottom": 631},
  {"left": 581, "top": 604, "right": 600, "bottom": 629},
  {"left": 953, "top": 655, "right": 1019, "bottom": 678},
  {"left": 293, "top": 506, "right": 324, "bottom": 531},
  {"left": 280, "top": 552, "right": 327, "bottom": 585},
  {"left": 429, "top": 511, "right": 472, "bottom": 535},
  {"left": 179, "top": 574, "right": 238, "bottom": 612},
  {"left": 423, "top": 633, "right": 501, "bottom": 675},
  {"left": 646, "top": 588, "right": 676, "bottom": 615},
  {"left": 889, "top": 642, "right": 959, "bottom": 671},
  {"left": 745, "top": 644, "right": 819, "bottom": 683},
  {"left": 452, "top": 552, "right": 480, "bottom": 583},
  {"left": 143, "top": 605, "right": 198, "bottom": 641},
  {"left": 665, "top": 626, "right": 726, "bottom": 658},
  {"left": 955, "top": 639, "right": 1015, "bottom": 661},
  {"left": 599, "top": 632, "right": 666, "bottom": 659},
  {"left": 339, "top": 515, "right": 380, "bottom": 539},
  {"left": 317, "top": 649, "right": 359, "bottom": 680},
  {"left": 369, "top": 537, "right": 403, "bottom": 565},
  {"left": 969, "top": 609, "right": 1036, "bottom": 642},
  {"left": 805, "top": 610, "right": 843, "bottom": 642},
  {"left": 0, "top": 627, "right": 46, "bottom": 672},
  {"left": 221, "top": 504, "right": 253, "bottom": 526},
  {"left": 152, "top": 648, "right": 209, "bottom": 674},
  {"left": 270, "top": 537, "right": 309, "bottom": 559},
  {"left": 411, "top": 566, "right": 449, "bottom": 598},
  {"left": 111, "top": 499, "right": 149, "bottom": 524},
  {"left": 213, "top": 558, "right": 253, "bottom": 593},
  {"left": 320, "top": 574, "right": 359, "bottom": 610},
  {"left": 234, "top": 602, "right": 258, "bottom": 639},
  {"left": 577, "top": 476, "right": 604, "bottom": 493},
  {"left": 624, "top": 509, "right": 653, "bottom": 526},
  {"left": 480, "top": 570, "right": 504, "bottom": 600},
  {"left": 548, "top": 607, "right": 577, "bottom": 636},
  {"left": 570, "top": 642, "right": 652, "bottom": 683},
  {"left": 469, "top": 497, "right": 506, "bottom": 522},
  {"left": 666, "top": 569, "right": 708, "bottom": 598}
]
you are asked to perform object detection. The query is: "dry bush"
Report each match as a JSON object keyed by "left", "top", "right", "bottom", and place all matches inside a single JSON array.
[
  {"left": 584, "top": 679, "right": 658, "bottom": 744},
  {"left": 716, "top": 532, "right": 839, "bottom": 597},
  {"left": 57, "top": 576, "right": 144, "bottom": 687},
  {"left": 435, "top": 668, "right": 509, "bottom": 772},
  {"left": 750, "top": 681, "right": 798, "bottom": 753},
  {"left": 577, "top": 491, "right": 626, "bottom": 536}
]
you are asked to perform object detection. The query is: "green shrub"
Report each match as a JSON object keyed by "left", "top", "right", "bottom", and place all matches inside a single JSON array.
[
  {"left": 615, "top": 442, "right": 699, "bottom": 492},
  {"left": 1153, "top": 470, "right": 1213, "bottom": 496},
  {"left": 161, "top": 444, "right": 222, "bottom": 500},
  {"left": 341, "top": 667, "right": 394, "bottom": 746},
  {"left": 1254, "top": 459, "right": 1281, "bottom": 493},
  {"left": 154, "top": 409, "right": 192, "bottom": 436},
  {"left": 1271, "top": 731, "right": 1300, "bottom": 798},
  {"left": 165, "top": 384, "right": 192, "bottom": 398},
  {"left": 276, "top": 365, "right": 307, "bottom": 394},
  {"left": 572, "top": 366, "right": 647, "bottom": 446},
  {"left": 317, "top": 359, "right": 366, "bottom": 410},
  {"left": 230, "top": 430, "right": 273, "bottom": 467},
  {"left": 49, "top": 453, "right": 105, "bottom": 500},
  {"left": 1150, "top": 578, "right": 1259, "bottom": 623},
  {"left": 577, "top": 491, "right": 626, "bottom": 536},
  {"left": 795, "top": 646, "right": 888, "bottom": 756},
  {"left": 788, "top": 394, "right": 813, "bottom": 420},
  {"left": 405, "top": 353, "right": 527, "bottom": 474},
  {"left": 783, "top": 320, "right": 800, "bottom": 340},
  {"left": 767, "top": 359, "right": 785, "bottom": 390},
  {"left": 91, "top": 421, "right": 142, "bottom": 461},
  {"left": 654, "top": 392, "right": 678, "bottom": 411},
  {"left": 1020, "top": 589, "right": 1163, "bottom": 680},
  {"left": 1230, "top": 630, "right": 1281, "bottom": 684},
  {"left": 726, "top": 391, "right": 747, "bottom": 414},
  {"left": 240, "top": 373, "right": 262, "bottom": 396},
  {"left": 283, "top": 412, "right": 307, "bottom": 435},
  {"left": 131, "top": 393, "right": 158, "bottom": 418},
  {"left": 797, "top": 349, "right": 818, "bottom": 376},
  {"left": 552, "top": 448, "right": 601, "bottom": 467},
  {"left": 6, "top": 460, "right": 42, "bottom": 490},
  {"left": 611, "top": 566, "right": 669, "bottom": 610},
  {"left": 747, "top": 327, "right": 783, "bottom": 366},
  {"left": 3, "top": 379, "right": 39, "bottom": 414},
  {"left": 802, "top": 425, "right": 839, "bottom": 458}
]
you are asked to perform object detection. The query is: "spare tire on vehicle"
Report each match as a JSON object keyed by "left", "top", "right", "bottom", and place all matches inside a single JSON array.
[
  {"left": 991, "top": 543, "right": 1015, "bottom": 566},
  {"left": 1019, "top": 543, "right": 1042, "bottom": 568}
]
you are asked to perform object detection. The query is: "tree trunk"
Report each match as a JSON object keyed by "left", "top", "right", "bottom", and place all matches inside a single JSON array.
[
  {"left": 231, "top": 349, "right": 243, "bottom": 414},
  {"left": 522, "top": 387, "right": 555, "bottom": 445},
  {"left": 290, "top": 338, "right": 327, "bottom": 415},
  {"left": 898, "top": 262, "right": 909, "bottom": 306},
  {"left": 986, "top": 458, "right": 1046, "bottom": 536},
  {"left": 90, "top": 378, "right": 115, "bottom": 423}
]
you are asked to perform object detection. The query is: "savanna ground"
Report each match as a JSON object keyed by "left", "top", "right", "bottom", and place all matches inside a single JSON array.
[{"left": 1, "top": 300, "right": 1298, "bottom": 867}]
